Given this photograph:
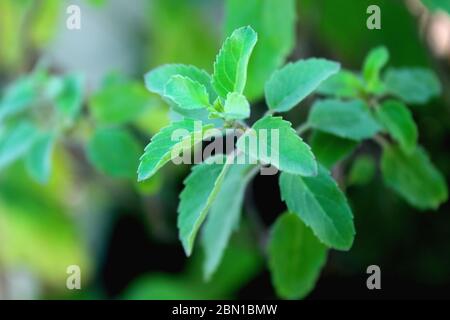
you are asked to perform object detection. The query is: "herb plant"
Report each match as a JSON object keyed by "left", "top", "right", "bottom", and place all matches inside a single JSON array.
[
  {"left": 138, "top": 26, "right": 448, "bottom": 299},
  {"left": 0, "top": 0, "right": 448, "bottom": 300}
]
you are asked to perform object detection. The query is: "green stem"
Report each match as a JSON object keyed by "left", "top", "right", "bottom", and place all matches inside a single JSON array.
[
  {"left": 263, "top": 109, "right": 275, "bottom": 118},
  {"left": 244, "top": 165, "right": 261, "bottom": 183},
  {"left": 243, "top": 165, "right": 268, "bottom": 255},
  {"left": 234, "top": 120, "right": 250, "bottom": 131},
  {"left": 363, "top": 96, "right": 391, "bottom": 149},
  {"left": 296, "top": 123, "right": 311, "bottom": 135},
  {"left": 373, "top": 133, "right": 389, "bottom": 148}
]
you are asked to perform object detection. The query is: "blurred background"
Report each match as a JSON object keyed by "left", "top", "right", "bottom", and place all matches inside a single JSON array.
[{"left": 0, "top": 0, "right": 449, "bottom": 299}]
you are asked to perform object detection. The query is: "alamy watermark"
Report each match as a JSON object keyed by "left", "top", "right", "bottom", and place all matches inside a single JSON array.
[
  {"left": 66, "top": 265, "right": 81, "bottom": 290},
  {"left": 367, "top": 5, "right": 382, "bottom": 30},
  {"left": 366, "top": 265, "right": 381, "bottom": 290},
  {"left": 64, "top": 4, "right": 381, "bottom": 35},
  {"left": 66, "top": 5, "right": 81, "bottom": 30}
]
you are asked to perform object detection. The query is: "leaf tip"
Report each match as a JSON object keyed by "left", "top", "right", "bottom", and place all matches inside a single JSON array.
[
  {"left": 137, "top": 166, "right": 150, "bottom": 182},
  {"left": 182, "top": 241, "right": 193, "bottom": 257}
]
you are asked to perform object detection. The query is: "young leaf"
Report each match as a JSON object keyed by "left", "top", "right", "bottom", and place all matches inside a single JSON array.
[
  {"left": 53, "top": 74, "right": 84, "bottom": 119},
  {"left": 317, "top": 71, "right": 364, "bottom": 98},
  {"left": 381, "top": 145, "right": 448, "bottom": 210},
  {"left": 375, "top": 100, "right": 418, "bottom": 154},
  {"left": 223, "top": 92, "right": 250, "bottom": 120},
  {"left": 178, "top": 155, "right": 231, "bottom": 256},
  {"left": 268, "top": 213, "right": 327, "bottom": 299},
  {"left": 348, "top": 155, "right": 376, "bottom": 187},
  {"left": 0, "top": 121, "right": 37, "bottom": 170},
  {"left": 362, "top": 46, "right": 389, "bottom": 93},
  {"left": 138, "top": 120, "right": 213, "bottom": 181},
  {"left": 145, "top": 64, "right": 216, "bottom": 101},
  {"left": 308, "top": 99, "right": 381, "bottom": 141},
  {"left": 265, "top": 58, "right": 340, "bottom": 112},
  {"left": 236, "top": 116, "right": 317, "bottom": 176},
  {"left": 0, "top": 71, "right": 45, "bottom": 121},
  {"left": 309, "top": 131, "right": 357, "bottom": 169},
  {"left": 170, "top": 101, "right": 224, "bottom": 125},
  {"left": 201, "top": 160, "right": 253, "bottom": 279},
  {"left": 25, "top": 133, "right": 55, "bottom": 184},
  {"left": 145, "top": 64, "right": 218, "bottom": 122},
  {"left": 279, "top": 166, "right": 355, "bottom": 250},
  {"left": 87, "top": 128, "right": 141, "bottom": 179},
  {"left": 225, "top": 0, "right": 296, "bottom": 100},
  {"left": 384, "top": 68, "right": 441, "bottom": 105},
  {"left": 90, "top": 81, "right": 150, "bottom": 125},
  {"left": 164, "top": 75, "right": 211, "bottom": 110},
  {"left": 212, "top": 26, "right": 258, "bottom": 98}
]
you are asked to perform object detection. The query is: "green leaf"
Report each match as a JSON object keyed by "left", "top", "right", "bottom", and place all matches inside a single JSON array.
[
  {"left": 236, "top": 116, "right": 317, "bottom": 176},
  {"left": 317, "top": 71, "right": 364, "bottom": 98},
  {"left": 309, "top": 131, "right": 357, "bottom": 169},
  {"left": 212, "top": 26, "right": 258, "bottom": 98},
  {"left": 280, "top": 167, "right": 355, "bottom": 250},
  {"left": 25, "top": 133, "right": 55, "bottom": 184},
  {"left": 29, "top": 0, "right": 60, "bottom": 46},
  {"left": 53, "top": 74, "right": 84, "bottom": 119},
  {"left": 87, "top": 128, "right": 141, "bottom": 179},
  {"left": 268, "top": 213, "right": 327, "bottom": 299},
  {"left": 362, "top": 46, "right": 389, "bottom": 93},
  {"left": 225, "top": 0, "right": 296, "bottom": 100},
  {"left": 171, "top": 102, "right": 224, "bottom": 125},
  {"left": 381, "top": 145, "right": 448, "bottom": 210},
  {"left": 0, "top": 121, "right": 37, "bottom": 170},
  {"left": 90, "top": 81, "right": 150, "bottom": 125},
  {"left": 223, "top": 92, "right": 250, "bottom": 120},
  {"left": 145, "top": 64, "right": 216, "bottom": 101},
  {"left": 0, "top": 71, "right": 46, "bottom": 121},
  {"left": 178, "top": 155, "right": 231, "bottom": 256},
  {"left": 164, "top": 75, "right": 211, "bottom": 110},
  {"left": 384, "top": 68, "right": 442, "bottom": 105},
  {"left": 421, "top": 0, "right": 450, "bottom": 14},
  {"left": 145, "top": 64, "right": 218, "bottom": 122},
  {"left": 348, "top": 155, "right": 376, "bottom": 186},
  {"left": 308, "top": 99, "right": 381, "bottom": 141},
  {"left": 201, "top": 160, "right": 253, "bottom": 280},
  {"left": 375, "top": 100, "right": 418, "bottom": 154},
  {"left": 138, "top": 119, "right": 213, "bottom": 181},
  {"left": 265, "top": 58, "right": 340, "bottom": 112},
  {"left": 0, "top": 81, "right": 33, "bottom": 120}
]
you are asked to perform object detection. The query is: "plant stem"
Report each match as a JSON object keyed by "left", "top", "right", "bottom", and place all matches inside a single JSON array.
[
  {"left": 263, "top": 109, "right": 275, "bottom": 118},
  {"left": 234, "top": 120, "right": 250, "bottom": 131},
  {"left": 296, "top": 123, "right": 311, "bottom": 135},
  {"left": 243, "top": 169, "right": 268, "bottom": 256},
  {"left": 373, "top": 134, "right": 389, "bottom": 148},
  {"left": 244, "top": 165, "right": 261, "bottom": 183}
]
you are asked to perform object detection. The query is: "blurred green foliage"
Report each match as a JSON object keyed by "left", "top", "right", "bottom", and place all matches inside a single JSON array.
[
  {"left": 0, "top": 0, "right": 449, "bottom": 300},
  {"left": 0, "top": 155, "right": 90, "bottom": 288},
  {"left": 124, "top": 236, "right": 263, "bottom": 299}
]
